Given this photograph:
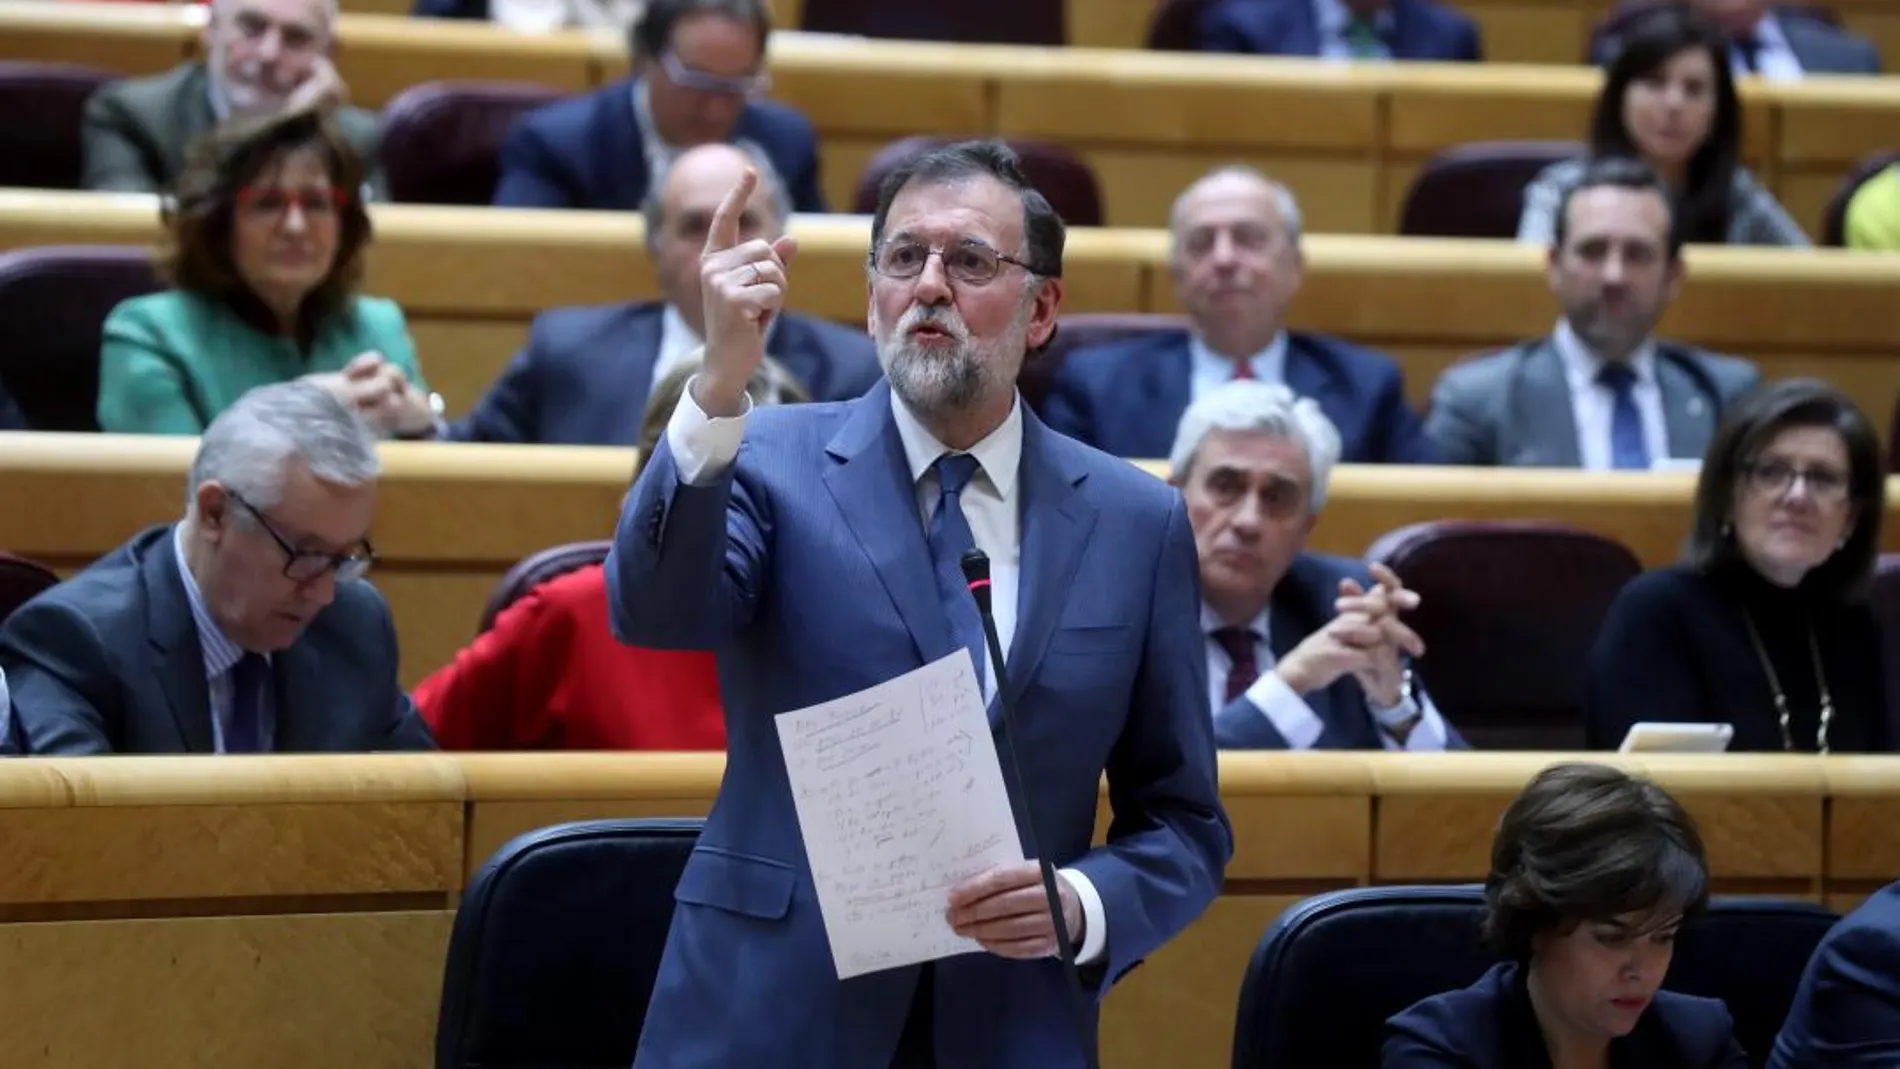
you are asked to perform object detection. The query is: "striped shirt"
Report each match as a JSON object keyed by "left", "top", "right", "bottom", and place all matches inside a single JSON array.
[{"left": 171, "top": 525, "right": 276, "bottom": 753}]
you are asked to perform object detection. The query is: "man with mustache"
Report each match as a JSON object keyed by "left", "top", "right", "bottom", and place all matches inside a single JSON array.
[
  {"left": 1425, "top": 157, "right": 1758, "bottom": 469},
  {"left": 607, "top": 140, "right": 1232, "bottom": 1069},
  {"left": 81, "top": 0, "right": 384, "bottom": 197}
]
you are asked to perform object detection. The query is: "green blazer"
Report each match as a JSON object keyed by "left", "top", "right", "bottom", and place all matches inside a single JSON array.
[
  {"left": 97, "top": 291, "right": 428, "bottom": 435},
  {"left": 81, "top": 62, "right": 386, "bottom": 198}
]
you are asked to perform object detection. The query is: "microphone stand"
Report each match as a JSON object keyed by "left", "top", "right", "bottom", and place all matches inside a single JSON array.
[{"left": 961, "top": 549, "right": 1103, "bottom": 1069}]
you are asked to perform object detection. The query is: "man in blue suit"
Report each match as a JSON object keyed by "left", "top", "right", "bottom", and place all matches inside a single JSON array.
[
  {"left": 1168, "top": 381, "right": 1463, "bottom": 750},
  {"left": 1193, "top": 0, "right": 1483, "bottom": 61},
  {"left": 1043, "top": 166, "right": 1437, "bottom": 465},
  {"left": 493, "top": 0, "right": 826, "bottom": 212},
  {"left": 609, "top": 141, "right": 1232, "bottom": 1068},
  {"left": 1768, "top": 880, "right": 1900, "bottom": 1068},
  {"left": 454, "top": 143, "right": 879, "bottom": 444}
]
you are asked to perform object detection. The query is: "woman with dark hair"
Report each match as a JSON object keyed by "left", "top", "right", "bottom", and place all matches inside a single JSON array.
[
  {"left": 1517, "top": 4, "right": 1806, "bottom": 247},
  {"left": 98, "top": 106, "right": 438, "bottom": 437},
  {"left": 1385, "top": 762, "right": 1745, "bottom": 1069},
  {"left": 1585, "top": 378, "right": 1888, "bottom": 752}
]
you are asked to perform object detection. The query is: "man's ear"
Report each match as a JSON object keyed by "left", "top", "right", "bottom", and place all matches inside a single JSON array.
[
  {"left": 1024, "top": 278, "right": 1064, "bottom": 350},
  {"left": 195, "top": 482, "right": 230, "bottom": 543}
]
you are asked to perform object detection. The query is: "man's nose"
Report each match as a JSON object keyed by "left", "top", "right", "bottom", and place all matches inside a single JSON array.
[{"left": 912, "top": 251, "right": 954, "bottom": 305}]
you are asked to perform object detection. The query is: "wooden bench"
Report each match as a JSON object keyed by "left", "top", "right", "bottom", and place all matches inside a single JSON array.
[
  {"left": 1, "top": 752, "right": 1892, "bottom": 1069},
  {"left": 3, "top": 191, "right": 1895, "bottom": 441},
  {"left": 2, "top": 0, "right": 1895, "bottom": 231}
]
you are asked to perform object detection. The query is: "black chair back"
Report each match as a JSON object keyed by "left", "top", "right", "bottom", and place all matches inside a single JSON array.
[{"left": 0, "top": 245, "right": 162, "bottom": 431}]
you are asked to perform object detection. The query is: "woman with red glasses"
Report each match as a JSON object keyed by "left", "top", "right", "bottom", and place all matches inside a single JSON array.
[{"left": 97, "top": 106, "right": 439, "bottom": 438}]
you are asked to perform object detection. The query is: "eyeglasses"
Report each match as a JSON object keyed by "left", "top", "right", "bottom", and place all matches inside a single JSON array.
[
  {"left": 1741, "top": 459, "right": 1850, "bottom": 504},
  {"left": 236, "top": 185, "right": 348, "bottom": 221},
  {"left": 658, "top": 50, "right": 770, "bottom": 98},
  {"left": 870, "top": 238, "right": 1041, "bottom": 286},
  {"left": 228, "top": 492, "right": 377, "bottom": 582}
]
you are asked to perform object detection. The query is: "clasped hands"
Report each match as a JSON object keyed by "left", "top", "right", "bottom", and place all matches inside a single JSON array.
[
  {"left": 305, "top": 352, "right": 436, "bottom": 438},
  {"left": 1275, "top": 562, "right": 1425, "bottom": 709}
]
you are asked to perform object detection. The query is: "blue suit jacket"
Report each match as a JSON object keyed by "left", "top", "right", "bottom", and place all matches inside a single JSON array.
[
  {"left": 492, "top": 79, "right": 826, "bottom": 213},
  {"left": 1196, "top": 0, "right": 1483, "bottom": 61},
  {"left": 0, "top": 525, "right": 436, "bottom": 755},
  {"left": 1769, "top": 881, "right": 1900, "bottom": 1068},
  {"left": 450, "top": 303, "right": 882, "bottom": 444},
  {"left": 607, "top": 382, "right": 1233, "bottom": 1069},
  {"left": 1386, "top": 960, "right": 1748, "bottom": 1068},
  {"left": 1041, "top": 330, "right": 1439, "bottom": 464},
  {"left": 1213, "top": 553, "right": 1467, "bottom": 750}
]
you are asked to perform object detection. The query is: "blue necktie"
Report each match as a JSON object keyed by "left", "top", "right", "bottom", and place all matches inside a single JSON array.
[
  {"left": 1599, "top": 363, "right": 1650, "bottom": 471},
  {"left": 928, "top": 454, "right": 987, "bottom": 695},
  {"left": 225, "top": 652, "right": 269, "bottom": 753}
]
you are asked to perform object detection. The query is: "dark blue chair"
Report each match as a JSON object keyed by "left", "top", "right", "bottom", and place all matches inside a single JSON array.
[
  {"left": 1232, "top": 885, "right": 1839, "bottom": 1069},
  {"left": 434, "top": 818, "right": 702, "bottom": 1069}
]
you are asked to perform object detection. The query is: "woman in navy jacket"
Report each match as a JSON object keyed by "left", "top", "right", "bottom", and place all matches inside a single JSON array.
[{"left": 1384, "top": 763, "right": 1748, "bottom": 1069}]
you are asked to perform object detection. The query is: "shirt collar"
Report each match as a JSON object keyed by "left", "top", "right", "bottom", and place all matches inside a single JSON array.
[
  {"left": 1200, "top": 601, "right": 1271, "bottom": 639},
  {"left": 889, "top": 390, "right": 1024, "bottom": 502},
  {"left": 659, "top": 303, "right": 703, "bottom": 348},
  {"left": 171, "top": 523, "right": 256, "bottom": 680},
  {"left": 1552, "top": 317, "right": 1657, "bottom": 390},
  {"left": 1188, "top": 330, "right": 1289, "bottom": 382}
]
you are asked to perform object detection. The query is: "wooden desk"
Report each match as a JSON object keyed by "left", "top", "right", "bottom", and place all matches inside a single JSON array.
[
  {"left": 1, "top": 752, "right": 1892, "bottom": 1069},
  {"left": 3, "top": 192, "right": 1895, "bottom": 440},
  {"left": 3, "top": 1, "right": 1895, "bottom": 232}
]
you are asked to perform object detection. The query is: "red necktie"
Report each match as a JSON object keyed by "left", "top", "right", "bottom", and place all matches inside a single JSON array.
[
  {"left": 1231, "top": 359, "right": 1255, "bottom": 381},
  {"left": 1212, "top": 627, "right": 1260, "bottom": 703}
]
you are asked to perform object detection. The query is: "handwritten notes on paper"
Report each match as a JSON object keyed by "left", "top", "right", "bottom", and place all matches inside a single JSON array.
[{"left": 776, "top": 651, "right": 1025, "bottom": 979}]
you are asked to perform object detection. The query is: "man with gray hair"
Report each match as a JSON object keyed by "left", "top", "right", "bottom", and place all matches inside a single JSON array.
[
  {"left": 453, "top": 141, "right": 878, "bottom": 443},
  {"left": 1171, "top": 380, "right": 1461, "bottom": 750},
  {"left": 81, "top": 0, "right": 384, "bottom": 196},
  {"left": 1044, "top": 164, "right": 1435, "bottom": 464},
  {"left": 0, "top": 381, "right": 434, "bottom": 755}
]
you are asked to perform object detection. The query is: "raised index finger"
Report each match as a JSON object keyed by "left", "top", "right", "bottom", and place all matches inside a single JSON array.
[{"left": 703, "top": 168, "right": 758, "bottom": 256}]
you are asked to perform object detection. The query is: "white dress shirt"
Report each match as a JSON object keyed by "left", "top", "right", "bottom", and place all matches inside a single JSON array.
[
  {"left": 1203, "top": 603, "right": 1452, "bottom": 751},
  {"left": 1188, "top": 332, "right": 1289, "bottom": 401},
  {"left": 655, "top": 305, "right": 705, "bottom": 391},
  {"left": 171, "top": 526, "right": 275, "bottom": 753},
  {"left": 1551, "top": 318, "right": 1672, "bottom": 472},
  {"left": 665, "top": 379, "right": 1109, "bottom": 965},
  {"left": 1734, "top": 13, "right": 1807, "bottom": 82}
]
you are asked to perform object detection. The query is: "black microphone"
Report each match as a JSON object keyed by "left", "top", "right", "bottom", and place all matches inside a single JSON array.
[{"left": 960, "top": 548, "right": 1102, "bottom": 1069}]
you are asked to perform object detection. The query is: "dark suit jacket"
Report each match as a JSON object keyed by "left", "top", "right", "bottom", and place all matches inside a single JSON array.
[
  {"left": 449, "top": 303, "right": 881, "bottom": 444},
  {"left": 1213, "top": 553, "right": 1468, "bottom": 750},
  {"left": 0, "top": 525, "right": 436, "bottom": 755},
  {"left": 1041, "top": 330, "right": 1438, "bottom": 464},
  {"left": 492, "top": 79, "right": 825, "bottom": 213},
  {"left": 1196, "top": 0, "right": 1483, "bottom": 61},
  {"left": 1386, "top": 960, "right": 1749, "bottom": 1068},
  {"left": 1591, "top": 7, "right": 1880, "bottom": 73},
  {"left": 81, "top": 63, "right": 386, "bottom": 197},
  {"left": 1770, "top": 881, "right": 1900, "bottom": 1068}
]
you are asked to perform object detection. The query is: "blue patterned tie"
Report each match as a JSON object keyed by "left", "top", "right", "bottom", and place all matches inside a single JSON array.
[
  {"left": 928, "top": 454, "right": 987, "bottom": 695},
  {"left": 225, "top": 652, "right": 269, "bottom": 753},
  {"left": 1599, "top": 363, "right": 1650, "bottom": 471}
]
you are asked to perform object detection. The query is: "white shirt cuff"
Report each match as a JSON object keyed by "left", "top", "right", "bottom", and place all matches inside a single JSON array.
[
  {"left": 1381, "top": 692, "right": 1452, "bottom": 752},
  {"left": 664, "top": 374, "right": 751, "bottom": 487},
  {"left": 1058, "top": 867, "right": 1107, "bottom": 966},
  {"left": 1247, "top": 671, "right": 1325, "bottom": 750}
]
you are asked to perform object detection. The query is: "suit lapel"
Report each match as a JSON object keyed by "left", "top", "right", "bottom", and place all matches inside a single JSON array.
[
  {"left": 611, "top": 305, "right": 664, "bottom": 444},
  {"left": 607, "top": 83, "right": 649, "bottom": 211},
  {"left": 1003, "top": 413, "right": 1098, "bottom": 714},
  {"left": 268, "top": 641, "right": 325, "bottom": 752},
  {"left": 143, "top": 528, "right": 214, "bottom": 753},
  {"left": 821, "top": 383, "right": 953, "bottom": 667},
  {"left": 767, "top": 316, "right": 825, "bottom": 399},
  {"left": 1282, "top": 339, "right": 1343, "bottom": 413},
  {"left": 1143, "top": 342, "right": 1195, "bottom": 458},
  {"left": 1654, "top": 349, "right": 1716, "bottom": 459},
  {"left": 168, "top": 66, "right": 217, "bottom": 183},
  {"left": 1516, "top": 341, "right": 1584, "bottom": 467}
]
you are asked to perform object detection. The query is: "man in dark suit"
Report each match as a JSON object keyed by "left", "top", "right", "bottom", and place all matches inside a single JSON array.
[
  {"left": 1194, "top": 0, "right": 1483, "bottom": 61},
  {"left": 82, "top": 0, "right": 385, "bottom": 196},
  {"left": 1426, "top": 158, "right": 1759, "bottom": 469},
  {"left": 612, "top": 141, "right": 1230, "bottom": 1067},
  {"left": 1168, "top": 381, "right": 1463, "bottom": 751},
  {"left": 1, "top": 381, "right": 435, "bottom": 755},
  {"left": 454, "top": 142, "right": 877, "bottom": 444},
  {"left": 1769, "top": 880, "right": 1900, "bottom": 1068},
  {"left": 1592, "top": 0, "right": 1880, "bottom": 76},
  {"left": 1043, "top": 165, "right": 1437, "bottom": 465},
  {"left": 493, "top": 0, "right": 825, "bottom": 213},
  {"left": 0, "top": 669, "right": 17, "bottom": 756}
]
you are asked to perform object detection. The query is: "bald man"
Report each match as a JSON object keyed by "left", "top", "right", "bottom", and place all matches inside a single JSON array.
[{"left": 451, "top": 142, "right": 881, "bottom": 444}]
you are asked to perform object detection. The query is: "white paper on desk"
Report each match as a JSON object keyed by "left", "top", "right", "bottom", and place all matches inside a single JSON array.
[{"left": 776, "top": 649, "right": 1026, "bottom": 980}]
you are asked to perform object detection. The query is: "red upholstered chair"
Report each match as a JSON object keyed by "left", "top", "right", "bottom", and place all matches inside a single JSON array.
[
  {"left": 1019, "top": 312, "right": 1189, "bottom": 418},
  {"left": 0, "top": 62, "right": 116, "bottom": 190},
  {"left": 1147, "top": 0, "right": 1217, "bottom": 49},
  {"left": 0, "top": 245, "right": 163, "bottom": 432},
  {"left": 1398, "top": 141, "right": 1585, "bottom": 238},
  {"left": 379, "top": 81, "right": 565, "bottom": 205},
  {"left": 478, "top": 540, "right": 614, "bottom": 633},
  {"left": 851, "top": 137, "right": 1106, "bottom": 228},
  {"left": 1821, "top": 148, "right": 1900, "bottom": 247},
  {"left": 799, "top": 0, "right": 1063, "bottom": 44},
  {"left": 0, "top": 552, "right": 59, "bottom": 626},
  {"left": 1366, "top": 521, "right": 1643, "bottom": 750}
]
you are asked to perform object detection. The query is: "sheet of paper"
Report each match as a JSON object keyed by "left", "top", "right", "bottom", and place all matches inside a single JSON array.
[{"left": 776, "top": 650, "right": 1026, "bottom": 980}]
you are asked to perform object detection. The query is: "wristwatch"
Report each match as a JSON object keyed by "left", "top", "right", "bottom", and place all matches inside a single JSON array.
[{"left": 1367, "top": 667, "right": 1423, "bottom": 730}]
